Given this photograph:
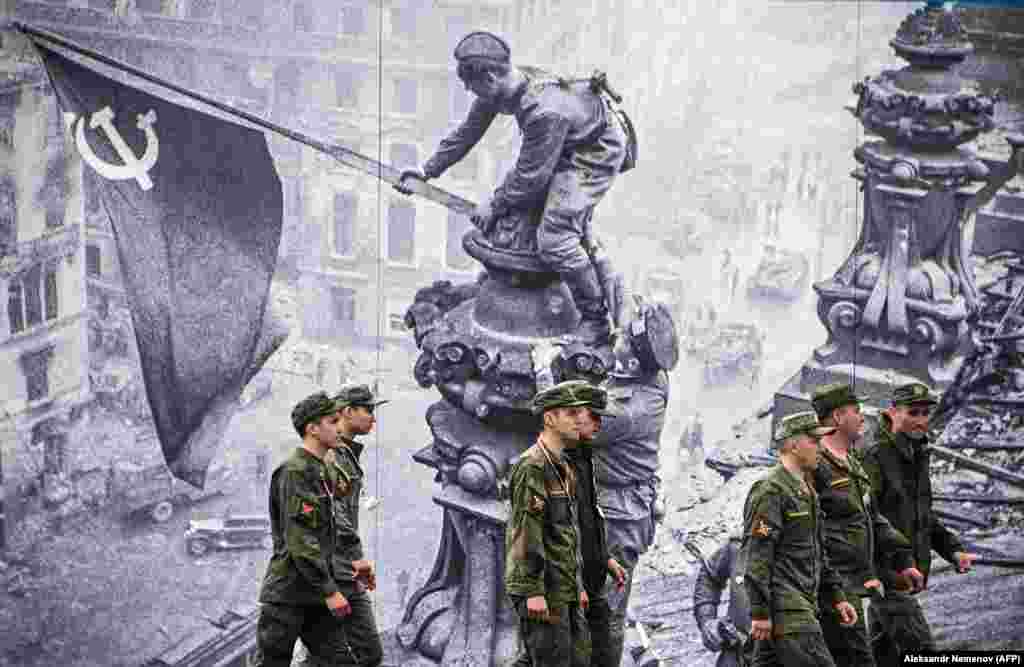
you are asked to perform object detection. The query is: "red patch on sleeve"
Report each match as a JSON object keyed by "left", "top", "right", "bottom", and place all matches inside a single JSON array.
[{"left": 302, "top": 503, "right": 314, "bottom": 514}]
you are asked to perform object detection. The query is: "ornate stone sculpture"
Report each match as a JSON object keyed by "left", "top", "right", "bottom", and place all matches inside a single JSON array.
[
  {"left": 804, "top": 0, "right": 1023, "bottom": 394},
  {"left": 398, "top": 210, "right": 615, "bottom": 665}
]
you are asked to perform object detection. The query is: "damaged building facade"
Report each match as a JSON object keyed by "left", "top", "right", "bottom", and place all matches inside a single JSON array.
[{"left": 0, "top": 0, "right": 517, "bottom": 550}]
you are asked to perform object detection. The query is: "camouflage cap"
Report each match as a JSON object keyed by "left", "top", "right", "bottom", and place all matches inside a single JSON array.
[
  {"left": 531, "top": 380, "right": 613, "bottom": 416},
  {"left": 453, "top": 31, "right": 511, "bottom": 65},
  {"left": 292, "top": 391, "right": 342, "bottom": 435},
  {"left": 333, "top": 384, "right": 390, "bottom": 409},
  {"left": 774, "top": 410, "right": 837, "bottom": 442},
  {"left": 891, "top": 382, "right": 939, "bottom": 406},
  {"left": 811, "top": 382, "right": 867, "bottom": 418}
]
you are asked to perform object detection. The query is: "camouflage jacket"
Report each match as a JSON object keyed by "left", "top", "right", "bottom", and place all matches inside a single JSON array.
[
  {"left": 505, "top": 441, "right": 584, "bottom": 607},
  {"left": 423, "top": 66, "right": 610, "bottom": 213},
  {"left": 861, "top": 423, "right": 964, "bottom": 591},
  {"left": 812, "top": 445, "right": 912, "bottom": 597},
  {"left": 743, "top": 465, "right": 847, "bottom": 635},
  {"left": 259, "top": 447, "right": 343, "bottom": 605},
  {"left": 325, "top": 437, "right": 366, "bottom": 583},
  {"left": 692, "top": 534, "right": 751, "bottom": 635}
]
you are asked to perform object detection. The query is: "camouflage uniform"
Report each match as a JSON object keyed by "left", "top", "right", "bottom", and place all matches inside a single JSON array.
[
  {"left": 861, "top": 383, "right": 965, "bottom": 664},
  {"left": 743, "top": 413, "right": 847, "bottom": 667},
  {"left": 254, "top": 389, "right": 385, "bottom": 663},
  {"left": 507, "top": 382, "right": 609, "bottom": 667},
  {"left": 692, "top": 534, "right": 754, "bottom": 667},
  {"left": 810, "top": 384, "right": 913, "bottom": 667}
]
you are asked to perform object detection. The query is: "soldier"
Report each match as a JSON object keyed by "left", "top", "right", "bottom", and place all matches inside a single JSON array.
[
  {"left": 520, "top": 374, "right": 629, "bottom": 667},
  {"left": 743, "top": 411, "right": 858, "bottom": 667},
  {"left": 255, "top": 391, "right": 382, "bottom": 666},
  {"left": 507, "top": 381, "right": 606, "bottom": 666},
  {"left": 691, "top": 528, "right": 753, "bottom": 667},
  {"left": 860, "top": 383, "right": 977, "bottom": 664},
  {"left": 809, "top": 383, "right": 923, "bottom": 667},
  {"left": 529, "top": 296, "right": 676, "bottom": 665},
  {"left": 395, "top": 31, "right": 631, "bottom": 344}
]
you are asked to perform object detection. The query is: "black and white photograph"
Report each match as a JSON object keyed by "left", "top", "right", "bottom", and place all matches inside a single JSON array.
[{"left": 1, "top": 1, "right": 1023, "bottom": 665}]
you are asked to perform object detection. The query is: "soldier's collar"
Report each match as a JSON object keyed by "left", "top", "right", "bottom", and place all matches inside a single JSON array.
[
  {"left": 882, "top": 426, "right": 920, "bottom": 462},
  {"left": 338, "top": 436, "right": 364, "bottom": 459},
  {"left": 775, "top": 463, "right": 811, "bottom": 496},
  {"left": 818, "top": 443, "right": 850, "bottom": 471}
]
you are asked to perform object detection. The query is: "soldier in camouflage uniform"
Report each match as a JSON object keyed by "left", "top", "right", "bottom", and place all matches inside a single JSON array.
[
  {"left": 507, "top": 381, "right": 607, "bottom": 666},
  {"left": 809, "top": 383, "right": 923, "bottom": 667},
  {"left": 396, "top": 31, "right": 629, "bottom": 344},
  {"left": 860, "top": 383, "right": 976, "bottom": 664},
  {"left": 516, "top": 378, "right": 629, "bottom": 667},
  {"left": 743, "top": 411, "right": 858, "bottom": 667},
  {"left": 255, "top": 391, "right": 384, "bottom": 666}
]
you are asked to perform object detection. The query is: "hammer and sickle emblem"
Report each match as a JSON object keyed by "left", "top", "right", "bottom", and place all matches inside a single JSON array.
[{"left": 75, "top": 106, "right": 159, "bottom": 191}]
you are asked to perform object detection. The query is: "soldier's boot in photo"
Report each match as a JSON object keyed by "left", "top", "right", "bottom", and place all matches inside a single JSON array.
[{"left": 562, "top": 264, "right": 610, "bottom": 345}]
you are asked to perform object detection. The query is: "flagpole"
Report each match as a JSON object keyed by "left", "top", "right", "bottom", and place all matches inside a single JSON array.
[{"left": 13, "top": 21, "right": 478, "bottom": 217}]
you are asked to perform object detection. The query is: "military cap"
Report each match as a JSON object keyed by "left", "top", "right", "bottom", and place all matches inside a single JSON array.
[
  {"left": 891, "top": 382, "right": 939, "bottom": 406},
  {"left": 531, "top": 380, "right": 613, "bottom": 416},
  {"left": 811, "top": 382, "right": 867, "bottom": 417},
  {"left": 333, "top": 384, "right": 390, "bottom": 409},
  {"left": 453, "top": 31, "right": 511, "bottom": 65},
  {"left": 292, "top": 391, "right": 342, "bottom": 435},
  {"left": 773, "top": 410, "right": 837, "bottom": 442}
]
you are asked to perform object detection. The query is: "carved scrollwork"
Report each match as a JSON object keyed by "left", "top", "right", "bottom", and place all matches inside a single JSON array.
[
  {"left": 826, "top": 300, "right": 862, "bottom": 334},
  {"left": 910, "top": 315, "right": 948, "bottom": 354}
]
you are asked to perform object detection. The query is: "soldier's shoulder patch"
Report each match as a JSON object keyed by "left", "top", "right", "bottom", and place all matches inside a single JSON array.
[
  {"left": 752, "top": 516, "right": 772, "bottom": 538},
  {"left": 528, "top": 494, "right": 546, "bottom": 515}
]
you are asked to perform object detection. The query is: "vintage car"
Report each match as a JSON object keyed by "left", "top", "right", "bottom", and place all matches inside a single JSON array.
[
  {"left": 185, "top": 514, "right": 272, "bottom": 557},
  {"left": 700, "top": 322, "right": 764, "bottom": 386},
  {"left": 747, "top": 243, "right": 810, "bottom": 302}
]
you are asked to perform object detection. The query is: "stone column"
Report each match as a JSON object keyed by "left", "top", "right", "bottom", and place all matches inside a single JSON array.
[{"left": 792, "top": 0, "right": 1023, "bottom": 408}]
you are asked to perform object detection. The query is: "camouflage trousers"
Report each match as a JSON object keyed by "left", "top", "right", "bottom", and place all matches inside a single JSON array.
[
  {"left": 511, "top": 599, "right": 591, "bottom": 667},
  {"left": 820, "top": 593, "right": 873, "bottom": 667},
  {"left": 254, "top": 589, "right": 382, "bottom": 667},
  {"left": 867, "top": 591, "right": 934, "bottom": 665},
  {"left": 751, "top": 630, "right": 837, "bottom": 667}
]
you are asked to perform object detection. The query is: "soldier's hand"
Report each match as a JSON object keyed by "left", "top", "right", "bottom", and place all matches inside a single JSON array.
[
  {"left": 863, "top": 578, "right": 882, "bottom": 594},
  {"left": 526, "top": 595, "right": 549, "bottom": 622},
  {"left": 607, "top": 558, "right": 627, "bottom": 591},
  {"left": 352, "top": 559, "right": 377, "bottom": 591},
  {"left": 579, "top": 590, "right": 590, "bottom": 612},
  {"left": 896, "top": 567, "right": 925, "bottom": 591},
  {"left": 698, "top": 620, "right": 723, "bottom": 652},
  {"left": 954, "top": 551, "right": 977, "bottom": 574},
  {"left": 394, "top": 167, "right": 427, "bottom": 195},
  {"left": 834, "top": 600, "right": 858, "bottom": 627},
  {"left": 750, "top": 618, "right": 772, "bottom": 642},
  {"left": 326, "top": 591, "right": 352, "bottom": 617}
]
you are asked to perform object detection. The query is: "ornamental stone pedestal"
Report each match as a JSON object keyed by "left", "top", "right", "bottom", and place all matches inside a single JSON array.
[
  {"left": 396, "top": 208, "right": 613, "bottom": 666},
  {"left": 778, "top": 1, "right": 1024, "bottom": 421}
]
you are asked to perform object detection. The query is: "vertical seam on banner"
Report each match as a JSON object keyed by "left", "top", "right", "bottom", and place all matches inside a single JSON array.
[
  {"left": 854, "top": 0, "right": 862, "bottom": 396},
  {"left": 374, "top": 0, "right": 384, "bottom": 610}
]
